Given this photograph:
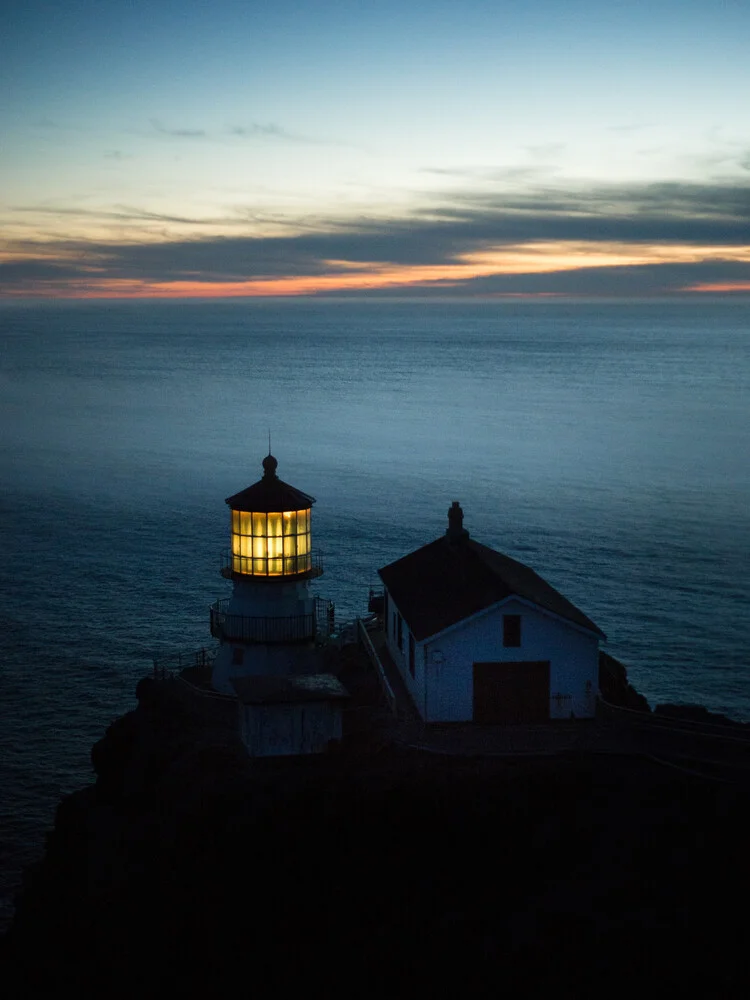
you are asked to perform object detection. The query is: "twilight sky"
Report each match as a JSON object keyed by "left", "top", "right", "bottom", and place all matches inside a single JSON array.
[{"left": 2, "top": 0, "right": 750, "bottom": 298}]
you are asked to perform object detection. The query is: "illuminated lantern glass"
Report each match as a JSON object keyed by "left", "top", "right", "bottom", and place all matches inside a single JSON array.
[{"left": 231, "top": 507, "right": 312, "bottom": 576}]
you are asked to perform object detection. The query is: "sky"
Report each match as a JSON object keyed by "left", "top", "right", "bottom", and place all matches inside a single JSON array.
[{"left": 2, "top": 0, "right": 750, "bottom": 299}]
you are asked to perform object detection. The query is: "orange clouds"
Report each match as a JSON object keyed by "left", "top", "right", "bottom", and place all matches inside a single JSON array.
[
  {"left": 463, "top": 242, "right": 750, "bottom": 274},
  {"left": 680, "top": 282, "right": 750, "bottom": 292},
  {"left": 2, "top": 241, "right": 750, "bottom": 298}
]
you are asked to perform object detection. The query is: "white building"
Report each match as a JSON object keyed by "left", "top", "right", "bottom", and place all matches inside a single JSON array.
[
  {"left": 378, "top": 502, "right": 604, "bottom": 723},
  {"left": 233, "top": 675, "right": 348, "bottom": 757},
  {"left": 208, "top": 454, "right": 344, "bottom": 755},
  {"left": 210, "top": 453, "right": 330, "bottom": 694}
]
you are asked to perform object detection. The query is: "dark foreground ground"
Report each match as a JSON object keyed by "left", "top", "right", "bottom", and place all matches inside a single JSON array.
[{"left": 3, "top": 672, "right": 750, "bottom": 994}]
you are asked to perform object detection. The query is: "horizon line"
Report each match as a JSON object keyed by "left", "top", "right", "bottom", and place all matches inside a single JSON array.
[{"left": 2, "top": 289, "right": 750, "bottom": 306}]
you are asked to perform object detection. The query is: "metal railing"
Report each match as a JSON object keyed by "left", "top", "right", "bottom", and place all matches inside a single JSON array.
[
  {"left": 153, "top": 645, "right": 217, "bottom": 680},
  {"left": 598, "top": 696, "right": 750, "bottom": 741},
  {"left": 209, "top": 596, "right": 334, "bottom": 644},
  {"left": 357, "top": 617, "right": 397, "bottom": 716}
]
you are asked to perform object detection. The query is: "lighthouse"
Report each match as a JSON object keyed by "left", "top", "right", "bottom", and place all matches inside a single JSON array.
[{"left": 210, "top": 454, "right": 329, "bottom": 694}]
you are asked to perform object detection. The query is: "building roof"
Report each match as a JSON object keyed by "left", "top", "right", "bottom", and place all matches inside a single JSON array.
[
  {"left": 225, "top": 454, "right": 316, "bottom": 512},
  {"left": 378, "top": 533, "right": 604, "bottom": 642},
  {"left": 231, "top": 673, "right": 349, "bottom": 705}
]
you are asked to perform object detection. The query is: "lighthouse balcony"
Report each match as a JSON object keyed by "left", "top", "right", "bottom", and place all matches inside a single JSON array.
[
  {"left": 220, "top": 549, "right": 324, "bottom": 581},
  {"left": 210, "top": 597, "right": 334, "bottom": 644}
]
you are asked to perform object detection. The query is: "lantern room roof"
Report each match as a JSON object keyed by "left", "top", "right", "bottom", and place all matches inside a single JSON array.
[{"left": 225, "top": 455, "right": 316, "bottom": 512}]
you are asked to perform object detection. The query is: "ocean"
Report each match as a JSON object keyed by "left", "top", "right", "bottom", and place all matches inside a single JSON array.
[{"left": 1, "top": 296, "right": 749, "bottom": 924}]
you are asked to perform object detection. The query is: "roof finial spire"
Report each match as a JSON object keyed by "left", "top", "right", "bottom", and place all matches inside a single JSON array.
[
  {"left": 262, "top": 452, "right": 278, "bottom": 477},
  {"left": 262, "top": 430, "right": 278, "bottom": 476}
]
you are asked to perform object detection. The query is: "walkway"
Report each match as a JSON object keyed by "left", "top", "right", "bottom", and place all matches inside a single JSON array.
[{"left": 347, "top": 624, "right": 750, "bottom": 776}]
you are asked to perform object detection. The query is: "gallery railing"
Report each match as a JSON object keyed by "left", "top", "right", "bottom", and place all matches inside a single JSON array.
[{"left": 209, "top": 596, "right": 334, "bottom": 644}]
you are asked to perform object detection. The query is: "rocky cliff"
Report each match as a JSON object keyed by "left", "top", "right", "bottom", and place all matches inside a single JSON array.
[{"left": 3, "top": 672, "right": 749, "bottom": 993}]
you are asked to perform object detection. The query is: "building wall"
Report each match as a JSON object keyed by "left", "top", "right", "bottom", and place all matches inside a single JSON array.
[
  {"left": 384, "top": 592, "right": 427, "bottom": 716},
  {"left": 239, "top": 700, "right": 343, "bottom": 756},
  {"left": 388, "top": 595, "right": 599, "bottom": 722},
  {"left": 212, "top": 643, "right": 322, "bottom": 694},
  {"left": 227, "top": 576, "right": 315, "bottom": 618}
]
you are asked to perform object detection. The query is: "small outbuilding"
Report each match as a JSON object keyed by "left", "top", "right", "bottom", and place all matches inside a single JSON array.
[
  {"left": 231, "top": 673, "right": 348, "bottom": 756},
  {"left": 378, "top": 503, "right": 605, "bottom": 723}
]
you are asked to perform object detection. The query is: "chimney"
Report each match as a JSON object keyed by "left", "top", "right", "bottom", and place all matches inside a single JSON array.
[{"left": 446, "top": 501, "right": 469, "bottom": 543}]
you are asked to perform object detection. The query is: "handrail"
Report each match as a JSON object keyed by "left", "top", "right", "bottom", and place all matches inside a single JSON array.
[
  {"left": 598, "top": 696, "right": 750, "bottom": 743},
  {"left": 153, "top": 645, "right": 216, "bottom": 679},
  {"left": 176, "top": 673, "right": 235, "bottom": 702},
  {"left": 357, "top": 617, "right": 397, "bottom": 716}
]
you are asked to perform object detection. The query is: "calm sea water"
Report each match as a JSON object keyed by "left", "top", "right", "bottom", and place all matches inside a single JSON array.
[{"left": 1, "top": 297, "right": 749, "bottom": 923}]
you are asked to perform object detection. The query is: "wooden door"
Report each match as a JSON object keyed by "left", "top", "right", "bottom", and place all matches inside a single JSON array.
[{"left": 473, "top": 661, "right": 550, "bottom": 724}]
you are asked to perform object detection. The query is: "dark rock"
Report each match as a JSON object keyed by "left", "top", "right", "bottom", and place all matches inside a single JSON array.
[
  {"left": 135, "top": 675, "right": 156, "bottom": 703},
  {"left": 598, "top": 651, "right": 651, "bottom": 712},
  {"left": 654, "top": 703, "right": 745, "bottom": 728},
  {"left": 6, "top": 676, "right": 750, "bottom": 993}
]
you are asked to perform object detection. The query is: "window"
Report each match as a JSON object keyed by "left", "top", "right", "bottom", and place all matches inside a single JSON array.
[
  {"left": 503, "top": 614, "right": 521, "bottom": 647},
  {"left": 409, "top": 633, "right": 415, "bottom": 677},
  {"left": 230, "top": 507, "right": 311, "bottom": 576}
]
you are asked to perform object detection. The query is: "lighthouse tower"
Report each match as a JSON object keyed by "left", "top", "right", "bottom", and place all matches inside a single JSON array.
[{"left": 210, "top": 454, "right": 325, "bottom": 694}]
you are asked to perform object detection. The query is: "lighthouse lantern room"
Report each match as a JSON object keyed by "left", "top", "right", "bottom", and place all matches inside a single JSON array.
[
  {"left": 224, "top": 453, "right": 320, "bottom": 579},
  {"left": 210, "top": 454, "right": 327, "bottom": 694}
]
